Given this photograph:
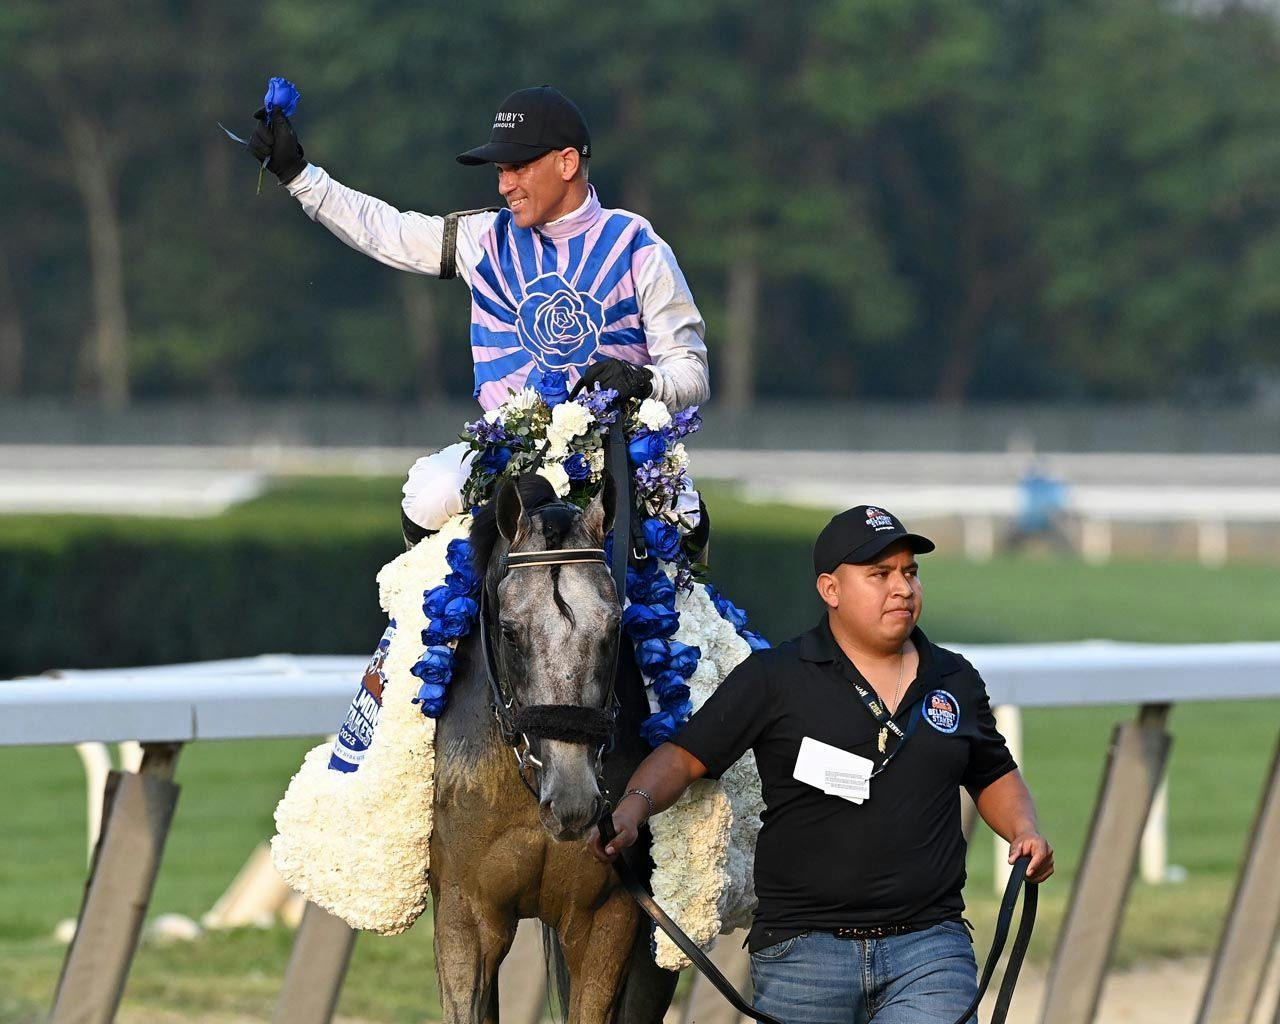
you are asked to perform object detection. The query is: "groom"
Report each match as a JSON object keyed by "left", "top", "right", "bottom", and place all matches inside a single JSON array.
[{"left": 247, "top": 85, "right": 709, "bottom": 540}]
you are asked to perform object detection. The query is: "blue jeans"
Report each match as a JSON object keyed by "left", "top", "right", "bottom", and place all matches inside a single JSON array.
[{"left": 749, "top": 922, "right": 979, "bottom": 1024}]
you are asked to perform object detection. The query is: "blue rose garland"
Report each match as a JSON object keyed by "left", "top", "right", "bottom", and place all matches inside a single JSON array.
[
  {"left": 704, "top": 584, "right": 771, "bottom": 652},
  {"left": 409, "top": 538, "right": 481, "bottom": 717}
]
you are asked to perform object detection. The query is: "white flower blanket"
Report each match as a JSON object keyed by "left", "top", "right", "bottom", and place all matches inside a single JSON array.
[{"left": 271, "top": 515, "right": 762, "bottom": 969}]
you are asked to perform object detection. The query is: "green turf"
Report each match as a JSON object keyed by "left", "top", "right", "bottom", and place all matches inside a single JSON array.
[{"left": 2, "top": 477, "right": 1279, "bottom": 1020}]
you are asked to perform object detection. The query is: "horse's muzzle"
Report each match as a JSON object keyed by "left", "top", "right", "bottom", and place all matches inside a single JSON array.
[{"left": 540, "top": 792, "right": 605, "bottom": 841}]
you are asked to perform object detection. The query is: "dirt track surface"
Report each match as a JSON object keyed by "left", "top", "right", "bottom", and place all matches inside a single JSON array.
[{"left": 982, "top": 956, "right": 1280, "bottom": 1024}]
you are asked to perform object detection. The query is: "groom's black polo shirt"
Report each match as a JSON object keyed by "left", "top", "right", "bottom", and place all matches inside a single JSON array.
[{"left": 671, "top": 617, "right": 1016, "bottom": 952}]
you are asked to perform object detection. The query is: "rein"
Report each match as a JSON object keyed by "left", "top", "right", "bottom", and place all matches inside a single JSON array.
[{"left": 600, "top": 806, "right": 1039, "bottom": 1024}]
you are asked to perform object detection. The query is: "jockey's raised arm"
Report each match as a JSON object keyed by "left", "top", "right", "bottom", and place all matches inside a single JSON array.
[
  {"left": 286, "top": 164, "right": 466, "bottom": 279},
  {"left": 248, "top": 83, "right": 711, "bottom": 535},
  {"left": 251, "top": 84, "right": 709, "bottom": 413}
]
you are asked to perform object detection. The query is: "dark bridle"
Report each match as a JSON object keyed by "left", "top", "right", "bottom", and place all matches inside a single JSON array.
[
  {"left": 478, "top": 512, "right": 622, "bottom": 798},
  {"left": 478, "top": 426, "right": 634, "bottom": 799}
]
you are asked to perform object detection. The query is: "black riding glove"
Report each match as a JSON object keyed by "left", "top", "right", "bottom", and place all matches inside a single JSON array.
[
  {"left": 247, "top": 107, "right": 307, "bottom": 186},
  {"left": 578, "top": 359, "right": 654, "bottom": 404}
]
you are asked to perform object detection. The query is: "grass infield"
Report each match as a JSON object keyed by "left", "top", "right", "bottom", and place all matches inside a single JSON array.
[{"left": 1, "top": 477, "right": 1277, "bottom": 1021}]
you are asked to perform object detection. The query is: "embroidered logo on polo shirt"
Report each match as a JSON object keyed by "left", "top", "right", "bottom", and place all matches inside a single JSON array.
[{"left": 923, "top": 689, "right": 960, "bottom": 734}]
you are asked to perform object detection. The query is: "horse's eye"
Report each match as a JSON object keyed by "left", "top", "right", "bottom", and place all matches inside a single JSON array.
[{"left": 499, "top": 620, "right": 521, "bottom": 644}]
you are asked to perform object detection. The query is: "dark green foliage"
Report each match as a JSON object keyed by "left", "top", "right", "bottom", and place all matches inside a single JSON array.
[
  {"left": 4, "top": 0, "right": 1280, "bottom": 404},
  {"left": 6, "top": 478, "right": 1280, "bottom": 677}
]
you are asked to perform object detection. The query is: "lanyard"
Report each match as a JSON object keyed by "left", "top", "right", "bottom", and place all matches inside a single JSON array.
[{"left": 849, "top": 679, "right": 923, "bottom": 776}]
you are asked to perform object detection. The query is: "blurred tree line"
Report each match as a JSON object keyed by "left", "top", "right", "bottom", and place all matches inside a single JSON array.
[{"left": 3, "top": 0, "right": 1280, "bottom": 411}]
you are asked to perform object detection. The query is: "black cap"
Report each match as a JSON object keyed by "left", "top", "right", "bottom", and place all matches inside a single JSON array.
[
  {"left": 457, "top": 86, "right": 591, "bottom": 166},
  {"left": 813, "top": 505, "right": 936, "bottom": 576}
]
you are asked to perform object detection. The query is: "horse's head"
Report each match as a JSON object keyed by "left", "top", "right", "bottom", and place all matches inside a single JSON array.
[{"left": 480, "top": 474, "right": 619, "bottom": 841}]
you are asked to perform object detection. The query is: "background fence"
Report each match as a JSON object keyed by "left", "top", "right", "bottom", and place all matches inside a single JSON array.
[{"left": 5, "top": 642, "right": 1280, "bottom": 1024}]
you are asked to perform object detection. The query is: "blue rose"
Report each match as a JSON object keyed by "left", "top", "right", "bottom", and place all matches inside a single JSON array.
[
  {"left": 740, "top": 629, "right": 770, "bottom": 651},
  {"left": 650, "top": 671, "right": 690, "bottom": 704},
  {"left": 264, "top": 76, "right": 300, "bottom": 119},
  {"left": 423, "top": 584, "right": 453, "bottom": 620},
  {"left": 643, "top": 518, "right": 683, "bottom": 563},
  {"left": 411, "top": 645, "right": 454, "bottom": 686},
  {"left": 640, "top": 710, "right": 679, "bottom": 747},
  {"left": 445, "top": 565, "right": 481, "bottom": 597},
  {"left": 530, "top": 368, "right": 571, "bottom": 407},
  {"left": 664, "top": 698, "right": 694, "bottom": 723},
  {"left": 622, "top": 603, "right": 680, "bottom": 640},
  {"left": 477, "top": 444, "right": 512, "bottom": 474},
  {"left": 669, "top": 643, "right": 701, "bottom": 677},
  {"left": 413, "top": 681, "right": 448, "bottom": 718},
  {"left": 563, "top": 452, "right": 591, "bottom": 481},
  {"left": 628, "top": 431, "right": 667, "bottom": 466},
  {"left": 444, "top": 543, "right": 482, "bottom": 596},
  {"left": 627, "top": 567, "right": 675, "bottom": 607},
  {"left": 516, "top": 273, "right": 604, "bottom": 371},
  {"left": 636, "top": 638, "right": 701, "bottom": 679},
  {"left": 422, "top": 595, "right": 478, "bottom": 644}
]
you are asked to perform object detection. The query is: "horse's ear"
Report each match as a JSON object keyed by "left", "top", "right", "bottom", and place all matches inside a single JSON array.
[
  {"left": 582, "top": 484, "right": 614, "bottom": 543},
  {"left": 496, "top": 478, "right": 524, "bottom": 543}
]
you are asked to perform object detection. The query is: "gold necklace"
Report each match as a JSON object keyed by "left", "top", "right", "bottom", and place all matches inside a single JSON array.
[{"left": 877, "top": 647, "right": 906, "bottom": 754}]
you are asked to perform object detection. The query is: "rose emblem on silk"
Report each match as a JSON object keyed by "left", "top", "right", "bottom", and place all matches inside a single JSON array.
[{"left": 515, "top": 274, "right": 605, "bottom": 372}]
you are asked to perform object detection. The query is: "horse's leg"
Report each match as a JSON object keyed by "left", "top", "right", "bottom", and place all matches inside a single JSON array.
[
  {"left": 433, "top": 880, "right": 517, "bottom": 1024},
  {"left": 558, "top": 888, "right": 640, "bottom": 1024},
  {"left": 610, "top": 915, "right": 680, "bottom": 1024}
]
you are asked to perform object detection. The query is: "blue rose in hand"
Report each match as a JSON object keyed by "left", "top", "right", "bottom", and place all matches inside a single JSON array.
[
  {"left": 516, "top": 274, "right": 604, "bottom": 371},
  {"left": 643, "top": 518, "right": 683, "bottom": 562},
  {"left": 264, "top": 76, "right": 300, "bottom": 119},
  {"left": 530, "top": 368, "right": 571, "bottom": 407},
  {"left": 628, "top": 431, "right": 667, "bottom": 466},
  {"left": 622, "top": 603, "right": 681, "bottom": 640}
]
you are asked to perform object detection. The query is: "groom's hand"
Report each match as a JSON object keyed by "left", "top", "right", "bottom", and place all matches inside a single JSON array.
[{"left": 247, "top": 108, "right": 307, "bottom": 185}]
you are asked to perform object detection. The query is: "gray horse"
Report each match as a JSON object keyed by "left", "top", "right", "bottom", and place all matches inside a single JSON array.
[{"left": 429, "top": 474, "right": 680, "bottom": 1024}]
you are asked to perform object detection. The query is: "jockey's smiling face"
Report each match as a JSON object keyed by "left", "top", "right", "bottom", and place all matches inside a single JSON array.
[
  {"left": 496, "top": 147, "right": 588, "bottom": 230},
  {"left": 817, "top": 540, "right": 923, "bottom": 655}
]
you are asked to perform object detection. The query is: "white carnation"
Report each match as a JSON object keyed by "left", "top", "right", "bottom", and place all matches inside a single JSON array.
[
  {"left": 637, "top": 398, "right": 673, "bottom": 431},
  {"left": 272, "top": 513, "right": 474, "bottom": 935},
  {"left": 537, "top": 461, "right": 572, "bottom": 497},
  {"left": 667, "top": 442, "right": 689, "bottom": 473},
  {"left": 544, "top": 429, "right": 571, "bottom": 459},
  {"left": 550, "top": 400, "right": 593, "bottom": 439},
  {"left": 483, "top": 408, "right": 504, "bottom": 424}
]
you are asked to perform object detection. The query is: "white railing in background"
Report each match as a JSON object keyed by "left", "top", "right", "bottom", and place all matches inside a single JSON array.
[{"left": 5, "top": 641, "right": 1280, "bottom": 894}]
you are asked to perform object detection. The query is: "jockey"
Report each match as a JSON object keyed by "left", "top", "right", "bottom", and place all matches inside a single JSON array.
[{"left": 248, "top": 85, "right": 709, "bottom": 540}]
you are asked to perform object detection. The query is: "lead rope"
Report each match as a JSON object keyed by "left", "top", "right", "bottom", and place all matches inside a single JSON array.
[{"left": 599, "top": 806, "right": 1037, "bottom": 1024}]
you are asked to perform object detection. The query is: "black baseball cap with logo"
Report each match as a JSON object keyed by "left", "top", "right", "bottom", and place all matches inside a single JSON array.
[
  {"left": 813, "top": 505, "right": 936, "bottom": 576},
  {"left": 457, "top": 86, "right": 591, "bottom": 166}
]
